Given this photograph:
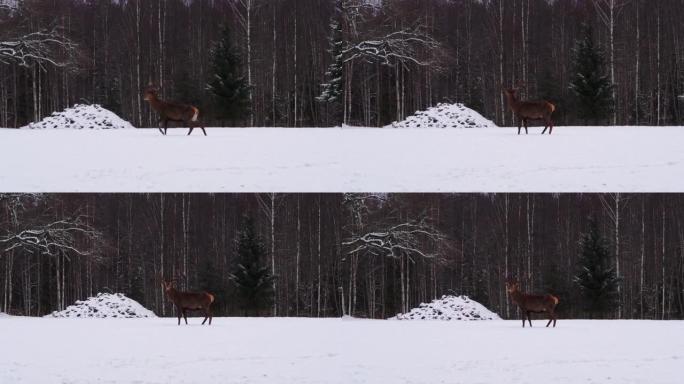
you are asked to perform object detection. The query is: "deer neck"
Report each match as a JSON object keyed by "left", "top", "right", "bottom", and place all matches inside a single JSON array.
[
  {"left": 509, "top": 289, "right": 525, "bottom": 305},
  {"left": 165, "top": 287, "right": 178, "bottom": 301},
  {"left": 147, "top": 95, "right": 164, "bottom": 112},
  {"left": 506, "top": 94, "right": 520, "bottom": 113}
]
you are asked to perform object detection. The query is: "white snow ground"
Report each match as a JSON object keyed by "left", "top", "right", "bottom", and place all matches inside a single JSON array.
[
  {"left": 0, "top": 318, "right": 681, "bottom": 384},
  {"left": 1, "top": 126, "right": 684, "bottom": 192},
  {"left": 391, "top": 295, "right": 501, "bottom": 320},
  {"left": 46, "top": 293, "right": 156, "bottom": 318}
]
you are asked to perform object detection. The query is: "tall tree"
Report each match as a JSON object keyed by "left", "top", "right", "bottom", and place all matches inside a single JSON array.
[
  {"left": 574, "top": 218, "right": 620, "bottom": 318},
  {"left": 229, "top": 216, "right": 275, "bottom": 316},
  {"left": 569, "top": 25, "right": 614, "bottom": 124},
  {"left": 207, "top": 26, "right": 251, "bottom": 122},
  {"left": 317, "top": 15, "right": 345, "bottom": 125}
]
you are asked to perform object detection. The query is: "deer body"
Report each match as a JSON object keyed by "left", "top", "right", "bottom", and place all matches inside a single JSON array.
[
  {"left": 162, "top": 280, "right": 214, "bottom": 325},
  {"left": 143, "top": 87, "right": 207, "bottom": 136},
  {"left": 503, "top": 88, "right": 556, "bottom": 135},
  {"left": 506, "top": 280, "right": 559, "bottom": 328}
]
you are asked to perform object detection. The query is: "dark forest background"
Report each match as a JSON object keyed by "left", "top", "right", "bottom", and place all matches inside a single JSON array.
[
  {"left": 1, "top": 0, "right": 683, "bottom": 128},
  {"left": 1, "top": 193, "right": 683, "bottom": 320}
]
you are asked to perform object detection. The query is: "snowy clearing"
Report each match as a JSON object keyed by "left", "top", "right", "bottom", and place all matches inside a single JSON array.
[
  {"left": 1, "top": 126, "right": 683, "bottom": 192},
  {"left": 0, "top": 317, "right": 681, "bottom": 384}
]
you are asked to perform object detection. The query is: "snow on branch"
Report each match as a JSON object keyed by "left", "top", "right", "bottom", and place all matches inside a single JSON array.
[
  {"left": 343, "top": 214, "right": 447, "bottom": 261},
  {"left": 0, "top": 1, "right": 16, "bottom": 13},
  {"left": 341, "top": 27, "right": 441, "bottom": 68},
  {"left": 0, "top": 27, "right": 78, "bottom": 70},
  {"left": 0, "top": 215, "right": 103, "bottom": 260}
]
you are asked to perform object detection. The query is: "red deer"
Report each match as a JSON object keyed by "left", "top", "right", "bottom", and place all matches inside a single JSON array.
[
  {"left": 502, "top": 85, "right": 556, "bottom": 135},
  {"left": 505, "top": 278, "right": 559, "bottom": 328},
  {"left": 161, "top": 279, "right": 215, "bottom": 325},
  {"left": 143, "top": 86, "right": 207, "bottom": 136}
]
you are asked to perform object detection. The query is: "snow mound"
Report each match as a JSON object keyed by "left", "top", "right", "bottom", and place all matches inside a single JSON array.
[
  {"left": 23, "top": 104, "right": 134, "bottom": 130},
  {"left": 391, "top": 103, "right": 496, "bottom": 129},
  {"left": 391, "top": 295, "right": 501, "bottom": 321},
  {"left": 46, "top": 293, "right": 156, "bottom": 318},
  {"left": 0, "top": 312, "right": 10, "bottom": 318}
]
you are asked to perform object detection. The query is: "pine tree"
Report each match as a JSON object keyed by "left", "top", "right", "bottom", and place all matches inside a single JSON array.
[
  {"left": 569, "top": 25, "right": 614, "bottom": 124},
  {"left": 207, "top": 26, "right": 251, "bottom": 121},
  {"left": 229, "top": 216, "right": 275, "bottom": 316},
  {"left": 316, "top": 15, "right": 345, "bottom": 123},
  {"left": 574, "top": 218, "right": 620, "bottom": 318}
]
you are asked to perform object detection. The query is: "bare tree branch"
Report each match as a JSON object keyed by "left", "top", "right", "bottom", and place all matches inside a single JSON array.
[{"left": 0, "top": 28, "right": 78, "bottom": 70}]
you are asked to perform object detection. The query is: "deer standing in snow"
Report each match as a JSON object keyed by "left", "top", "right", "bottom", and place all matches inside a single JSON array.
[
  {"left": 143, "top": 86, "right": 207, "bottom": 136},
  {"left": 161, "top": 278, "right": 215, "bottom": 325},
  {"left": 505, "top": 278, "right": 559, "bottom": 328},
  {"left": 502, "top": 84, "right": 556, "bottom": 135}
]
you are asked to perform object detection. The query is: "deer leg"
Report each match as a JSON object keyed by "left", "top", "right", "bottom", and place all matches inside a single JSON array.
[
  {"left": 177, "top": 310, "right": 181, "bottom": 326},
  {"left": 201, "top": 126, "right": 207, "bottom": 136},
  {"left": 201, "top": 309, "right": 209, "bottom": 325},
  {"left": 518, "top": 119, "right": 522, "bottom": 135},
  {"left": 546, "top": 312, "right": 554, "bottom": 327},
  {"left": 182, "top": 309, "right": 188, "bottom": 325},
  {"left": 187, "top": 120, "right": 194, "bottom": 136},
  {"left": 527, "top": 311, "right": 533, "bottom": 327},
  {"left": 549, "top": 119, "right": 554, "bottom": 135},
  {"left": 524, "top": 119, "right": 529, "bottom": 135},
  {"left": 163, "top": 119, "right": 169, "bottom": 136}
]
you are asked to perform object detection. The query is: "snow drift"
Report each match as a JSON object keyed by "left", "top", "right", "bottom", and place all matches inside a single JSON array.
[
  {"left": 23, "top": 104, "right": 134, "bottom": 130},
  {"left": 391, "top": 103, "right": 496, "bottom": 129},
  {"left": 0, "top": 312, "right": 10, "bottom": 318},
  {"left": 391, "top": 295, "right": 501, "bottom": 321},
  {"left": 46, "top": 293, "right": 156, "bottom": 318}
]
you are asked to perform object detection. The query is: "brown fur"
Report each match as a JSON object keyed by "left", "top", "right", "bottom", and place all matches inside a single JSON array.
[
  {"left": 161, "top": 280, "right": 214, "bottom": 325},
  {"left": 143, "top": 87, "right": 206, "bottom": 136},
  {"left": 503, "top": 88, "right": 556, "bottom": 135},
  {"left": 506, "top": 279, "right": 559, "bottom": 328}
]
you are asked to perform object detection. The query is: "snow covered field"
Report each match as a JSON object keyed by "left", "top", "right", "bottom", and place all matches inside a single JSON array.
[
  {"left": 0, "top": 317, "right": 681, "bottom": 384},
  {"left": 1, "top": 126, "right": 684, "bottom": 192}
]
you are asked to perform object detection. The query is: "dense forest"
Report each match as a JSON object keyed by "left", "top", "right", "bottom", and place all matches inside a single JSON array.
[
  {"left": 1, "top": 193, "right": 683, "bottom": 320},
  {"left": 1, "top": 0, "right": 683, "bottom": 128}
]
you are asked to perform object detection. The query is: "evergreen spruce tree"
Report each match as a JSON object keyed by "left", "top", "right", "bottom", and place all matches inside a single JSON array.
[
  {"left": 574, "top": 218, "right": 620, "bottom": 318},
  {"left": 569, "top": 25, "right": 614, "bottom": 124},
  {"left": 316, "top": 15, "right": 345, "bottom": 123},
  {"left": 207, "top": 26, "right": 251, "bottom": 121},
  {"left": 229, "top": 217, "right": 275, "bottom": 316}
]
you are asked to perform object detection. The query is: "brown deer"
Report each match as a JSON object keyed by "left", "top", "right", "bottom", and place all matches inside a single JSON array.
[
  {"left": 505, "top": 278, "right": 559, "bottom": 328},
  {"left": 502, "top": 84, "right": 556, "bottom": 135},
  {"left": 161, "top": 278, "right": 215, "bottom": 325},
  {"left": 143, "top": 86, "right": 207, "bottom": 136}
]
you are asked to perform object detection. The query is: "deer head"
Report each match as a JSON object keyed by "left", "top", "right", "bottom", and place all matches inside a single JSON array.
[
  {"left": 143, "top": 84, "right": 159, "bottom": 101},
  {"left": 505, "top": 278, "right": 520, "bottom": 294},
  {"left": 160, "top": 277, "right": 176, "bottom": 292}
]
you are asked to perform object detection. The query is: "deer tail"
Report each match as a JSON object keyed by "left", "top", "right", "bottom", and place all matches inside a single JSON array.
[
  {"left": 551, "top": 295, "right": 560, "bottom": 306},
  {"left": 547, "top": 102, "right": 556, "bottom": 114},
  {"left": 191, "top": 106, "right": 199, "bottom": 122},
  {"left": 207, "top": 293, "right": 215, "bottom": 304}
]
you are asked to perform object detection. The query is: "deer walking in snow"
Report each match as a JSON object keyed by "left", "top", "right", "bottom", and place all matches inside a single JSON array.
[
  {"left": 506, "top": 278, "right": 559, "bottom": 328},
  {"left": 161, "top": 278, "right": 215, "bottom": 325},
  {"left": 502, "top": 84, "right": 556, "bottom": 135},
  {"left": 143, "top": 86, "right": 207, "bottom": 136}
]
